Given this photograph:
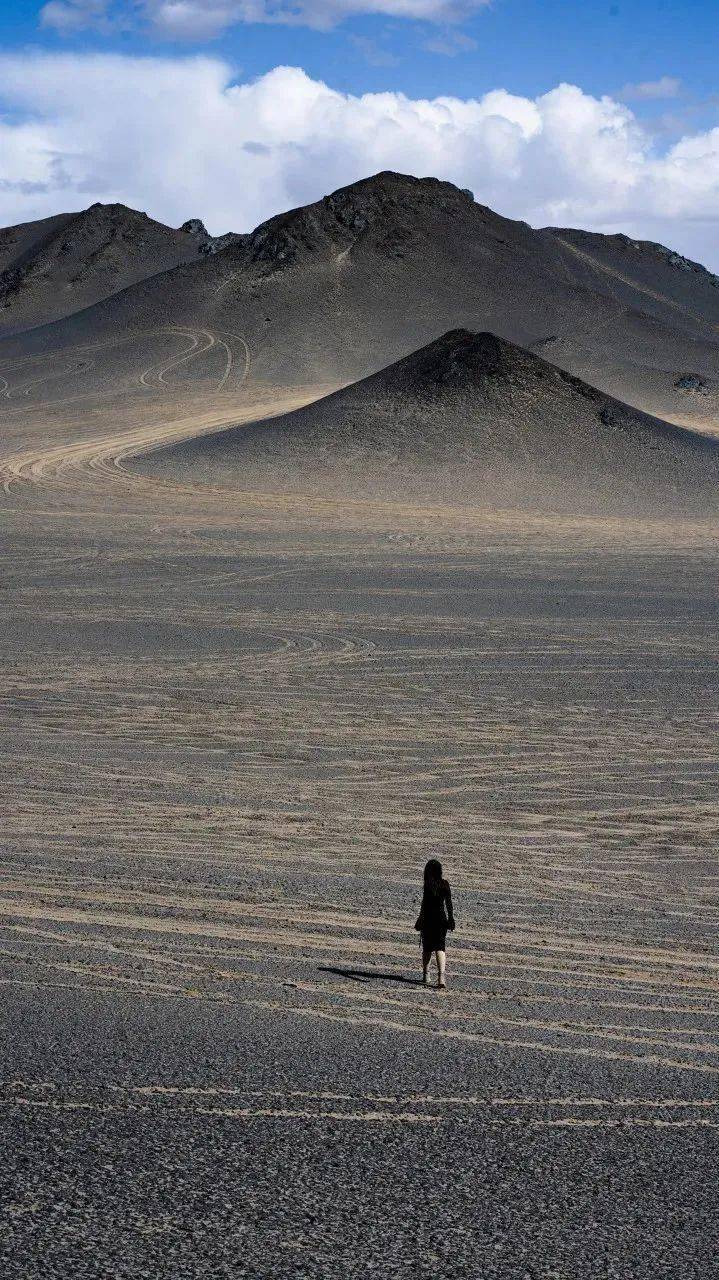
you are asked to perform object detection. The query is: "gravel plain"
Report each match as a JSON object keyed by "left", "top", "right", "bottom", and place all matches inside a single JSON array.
[{"left": 1, "top": 359, "right": 718, "bottom": 1278}]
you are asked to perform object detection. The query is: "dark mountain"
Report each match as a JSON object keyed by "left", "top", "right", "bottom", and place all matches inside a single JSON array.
[
  {"left": 0, "top": 203, "right": 212, "bottom": 335},
  {"left": 1, "top": 172, "right": 718, "bottom": 432},
  {"left": 134, "top": 328, "right": 719, "bottom": 517}
]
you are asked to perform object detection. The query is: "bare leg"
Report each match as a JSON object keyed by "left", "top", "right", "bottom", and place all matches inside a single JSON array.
[
  {"left": 422, "top": 947, "right": 432, "bottom": 985},
  {"left": 437, "top": 950, "right": 446, "bottom": 988}
]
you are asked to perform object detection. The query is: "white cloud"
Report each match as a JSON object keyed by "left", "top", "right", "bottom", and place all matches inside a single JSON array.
[
  {"left": 149, "top": 2, "right": 242, "bottom": 38},
  {"left": 621, "top": 76, "right": 682, "bottom": 102},
  {"left": 40, "top": 0, "right": 491, "bottom": 34},
  {"left": 40, "top": 0, "right": 114, "bottom": 31},
  {"left": 422, "top": 29, "right": 477, "bottom": 55},
  {"left": 348, "top": 34, "right": 400, "bottom": 67},
  {"left": 0, "top": 54, "right": 718, "bottom": 269}
]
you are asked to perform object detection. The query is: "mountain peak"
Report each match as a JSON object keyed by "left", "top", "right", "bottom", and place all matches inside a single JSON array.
[
  {"left": 0, "top": 200, "right": 200, "bottom": 336},
  {"left": 134, "top": 326, "right": 719, "bottom": 518},
  {"left": 403, "top": 328, "right": 515, "bottom": 380},
  {"left": 81, "top": 202, "right": 152, "bottom": 225},
  {"left": 326, "top": 170, "right": 474, "bottom": 202},
  {"left": 243, "top": 171, "right": 489, "bottom": 273},
  {"left": 379, "top": 328, "right": 597, "bottom": 399}
]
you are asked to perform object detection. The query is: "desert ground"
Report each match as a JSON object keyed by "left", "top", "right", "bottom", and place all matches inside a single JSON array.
[{"left": 1, "top": 319, "right": 717, "bottom": 1279}]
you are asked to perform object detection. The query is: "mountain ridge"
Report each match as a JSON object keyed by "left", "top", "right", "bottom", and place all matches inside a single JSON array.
[
  {"left": 1, "top": 171, "right": 718, "bottom": 433},
  {"left": 0, "top": 202, "right": 230, "bottom": 335}
]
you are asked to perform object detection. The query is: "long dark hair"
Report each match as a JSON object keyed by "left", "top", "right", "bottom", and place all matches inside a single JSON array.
[{"left": 423, "top": 858, "right": 444, "bottom": 896}]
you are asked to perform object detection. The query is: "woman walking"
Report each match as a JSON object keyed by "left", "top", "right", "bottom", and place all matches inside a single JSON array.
[{"left": 415, "top": 858, "right": 455, "bottom": 989}]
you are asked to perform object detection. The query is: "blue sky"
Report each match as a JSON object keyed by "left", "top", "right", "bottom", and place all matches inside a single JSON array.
[
  {"left": 0, "top": 0, "right": 718, "bottom": 265},
  {"left": 1, "top": 0, "right": 716, "bottom": 111}
]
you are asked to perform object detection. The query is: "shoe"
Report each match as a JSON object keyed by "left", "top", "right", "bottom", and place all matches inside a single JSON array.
[{"left": 437, "top": 980, "right": 446, "bottom": 990}]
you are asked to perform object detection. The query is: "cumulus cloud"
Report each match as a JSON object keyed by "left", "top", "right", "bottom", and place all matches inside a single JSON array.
[
  {"left": 0, "top": 54, "right": 718, "bottom": 268},
  {"left": 620, "top": 76, "right": 682, "bottom": 102},
  {"left": 40, "top": 0, "right": 490, "bottom": 34}
]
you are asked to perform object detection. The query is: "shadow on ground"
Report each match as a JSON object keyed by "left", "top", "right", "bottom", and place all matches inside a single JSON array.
[{"left": 319, "top": 965, "right": 424, "bottom": 986}]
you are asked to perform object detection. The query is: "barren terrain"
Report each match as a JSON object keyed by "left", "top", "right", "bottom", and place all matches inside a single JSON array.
[{"left": 1, "top": 178, "right": 718, "bottom": 1279}]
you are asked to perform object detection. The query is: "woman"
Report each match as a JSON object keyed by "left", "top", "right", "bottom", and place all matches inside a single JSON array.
[{"left": 414, "top": 858, "right": 455, "bottom": 989}]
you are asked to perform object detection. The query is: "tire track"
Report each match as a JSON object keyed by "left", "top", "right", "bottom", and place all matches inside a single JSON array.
[{"left": 0, "top": 327, "right": 252, "bottom": 494}]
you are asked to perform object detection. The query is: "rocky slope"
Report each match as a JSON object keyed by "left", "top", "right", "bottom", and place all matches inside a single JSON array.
[
  {"left": 0, "top": 203, "right": 213, "bottom": 335},
  {"left": 1, "top": 172, "right": 718, "bottom": 430},
  {"left": 134, "top": 328, "right": 719, "bottom": 516}
]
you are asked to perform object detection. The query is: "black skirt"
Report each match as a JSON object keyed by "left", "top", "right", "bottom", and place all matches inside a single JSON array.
[{"left": 421, "top": 925, "right": 448, "bottom": 952}]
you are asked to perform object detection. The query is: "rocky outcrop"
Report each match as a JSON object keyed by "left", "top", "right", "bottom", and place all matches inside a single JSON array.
[
  {"left": 180, "top": 218, "right": 243, "bottom": 256},
  {"left": 675, "top": 374, "right": 709, "bottom": 393},
  {"left": 658, "top": 246, "right": 719, "bottom": 286},
  {"left": 180, "top": 218, "right": 209, "bottom": 238}
]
